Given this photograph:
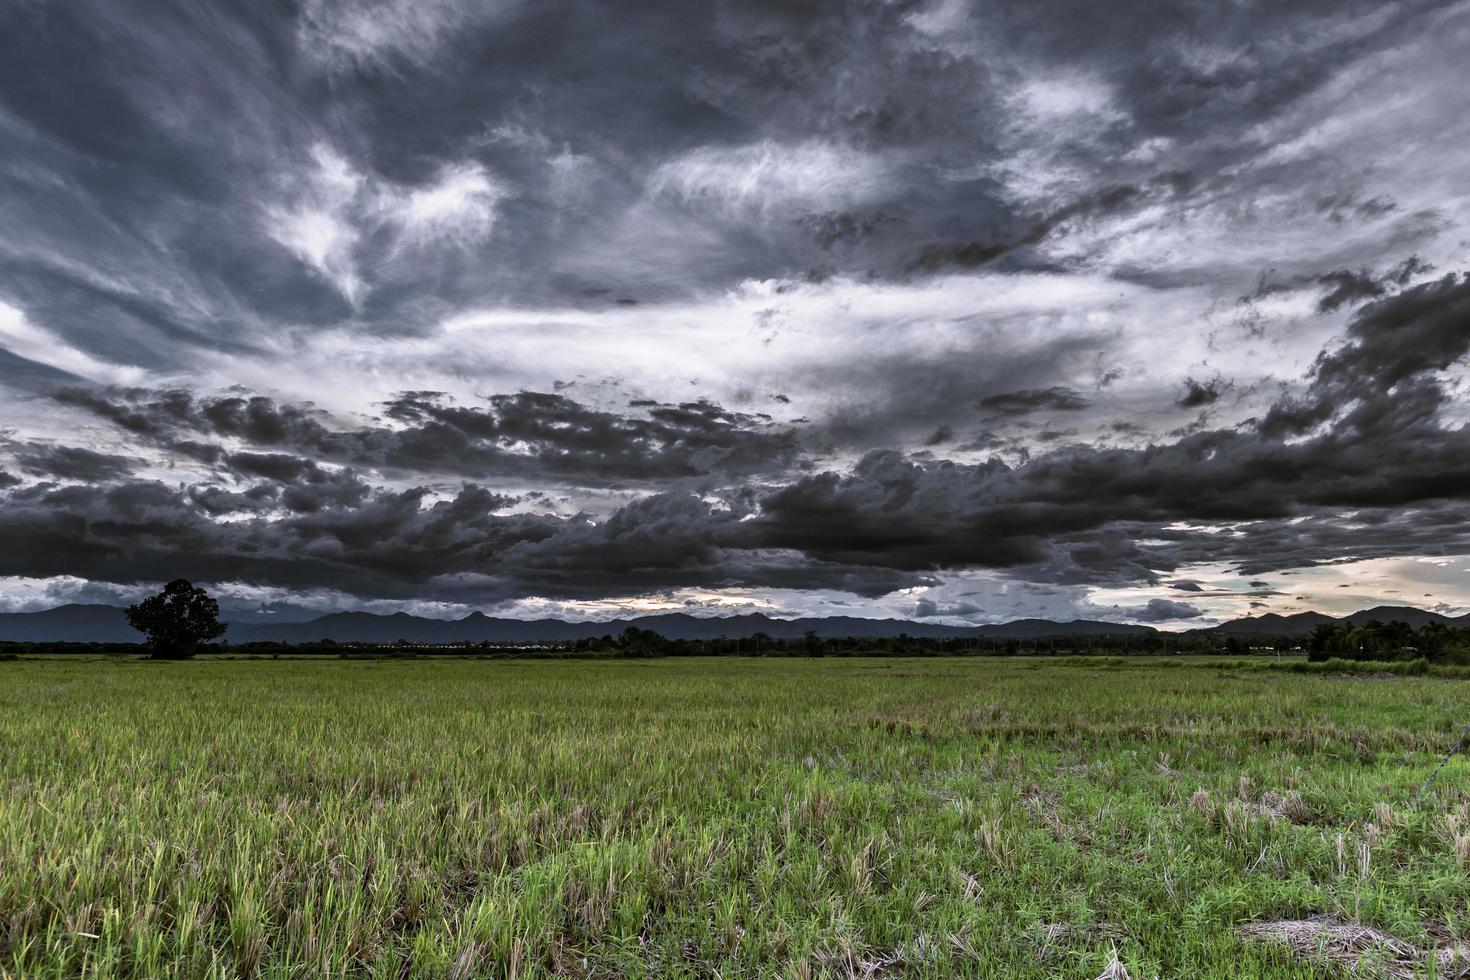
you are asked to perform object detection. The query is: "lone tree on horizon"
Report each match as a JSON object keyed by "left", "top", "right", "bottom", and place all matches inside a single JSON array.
[{"left": 125, "top": 579, "right": 227, "bottom": 659}]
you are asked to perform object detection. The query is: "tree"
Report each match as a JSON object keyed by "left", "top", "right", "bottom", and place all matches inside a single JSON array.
[
  {"left": 125, "top": 579, "right": 227, "bottom": 659},
  {"left": 616, "top": 627, "right": 664, "bottom": 658}
]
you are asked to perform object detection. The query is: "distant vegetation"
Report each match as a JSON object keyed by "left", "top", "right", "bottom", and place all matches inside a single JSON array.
[
  {"left": 1307, "top": 619, "right": 1470, "bottom": 663},
  {"left": 0, "top": 625, "right": 1283, "bottom": 659}
]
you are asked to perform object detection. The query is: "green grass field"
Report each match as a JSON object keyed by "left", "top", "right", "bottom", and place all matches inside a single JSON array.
[{"left": 3, "top": 656, "right": 1470, "bottom": 978}]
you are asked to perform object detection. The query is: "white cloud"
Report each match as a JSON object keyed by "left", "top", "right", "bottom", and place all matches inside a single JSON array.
[
  {"left": 297, "top": 0, "right": 521, "bottom": 71},
  {"left": 904, "top": 0, "right": 974, "bottom": 41},
  {"left": 648, "top": 140, "right": 893, "bottom": 219},
  {"left": 264, "top": 144, "right": 366, "bottom": 302},
  {"left": 271, "top": 207, "right": 365, "bottom": 301},
  {"left": 264, "top": 144, "right": 507, "bottom": 303},
  {"left": 201, "top": 270, "right": 1178, "bottom": 441},
  {"left": 0, "top": 300, "right": 144, "bottom": 385},
  {"left": 1015, "top": 71, "right": 1119, "bottom": 120},
  {"left": 381, "top": 161, "right": 506, "bottom": 249},
  {"left": 972, "top": 65, "right": 1131, "bottom": 206}
]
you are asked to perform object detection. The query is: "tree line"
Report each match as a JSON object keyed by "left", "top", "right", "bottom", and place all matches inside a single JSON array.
[{"left": 1307, "top": 619, "right": 1470, "bottom": 663}]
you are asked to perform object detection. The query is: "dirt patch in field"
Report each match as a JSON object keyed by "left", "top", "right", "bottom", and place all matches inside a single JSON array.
[
  {"left": 1025, "top": 921, "right": 1130, "bottom": 964},
  {"left": 1188, "top": 786, "right": 1316, "bottom": 826},
  {"left": 1251, "top": 790, "right": 1315, "bottom": 824},
  {"left": 1238, "top": 917, "right": 1470, "bottom": 979}
]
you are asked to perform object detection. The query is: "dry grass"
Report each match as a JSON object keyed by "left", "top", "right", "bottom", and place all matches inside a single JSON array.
[
  {"left": 1239, "top": 917, "right": 1470, "bottom": 979},
  {"left": 1095, "top": 948, "right": 1133, "bottom": 980},
  {"left": 1025, "top": 921, "right": 1131, "bottom": 966}
]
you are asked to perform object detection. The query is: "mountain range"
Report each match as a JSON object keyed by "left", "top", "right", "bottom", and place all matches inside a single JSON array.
[
  {"left": 1201, "top": 605, "right": 1467, "bottom": 634},
  {"left": 0, "top": 603, "right": 1464, "bottom": 644}
]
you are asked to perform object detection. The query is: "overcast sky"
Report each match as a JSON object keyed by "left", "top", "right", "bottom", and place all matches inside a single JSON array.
[{"left": 2, "top": 0, "right": 1469, "bottom": 627}]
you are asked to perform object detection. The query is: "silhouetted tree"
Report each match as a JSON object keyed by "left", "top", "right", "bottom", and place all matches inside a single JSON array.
[
  {"left": 617, "top": 627, "right": 664, "bottom": 657},
  {"left": 125, "top": 579, "right": 226, "bottom": 659}
]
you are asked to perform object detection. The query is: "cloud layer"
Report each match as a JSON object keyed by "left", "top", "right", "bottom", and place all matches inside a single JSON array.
[{"left": 2, "top": 0, "right": 1469, "bottom": 624}]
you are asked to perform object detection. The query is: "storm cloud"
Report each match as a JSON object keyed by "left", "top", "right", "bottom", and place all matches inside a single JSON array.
[
  {"left": 54, "top": 386, "right": 803, "bottom": 486},
  {"left": 2, "top": 0, "right": 1469, "bottom": 624}
]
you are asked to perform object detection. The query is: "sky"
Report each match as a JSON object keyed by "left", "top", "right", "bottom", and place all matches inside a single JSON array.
[{"left": 1, "top": 0, "right": 1469, "bottom": 628}]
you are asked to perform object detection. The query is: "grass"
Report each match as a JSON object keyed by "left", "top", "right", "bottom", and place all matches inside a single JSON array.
[{"left": 2, "top": 655, "right": 1470, "bottom": 977}]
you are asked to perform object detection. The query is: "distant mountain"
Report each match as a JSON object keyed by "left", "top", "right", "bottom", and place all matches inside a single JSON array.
[
  {"left": 0, "top": 604, "right": 139, "bottom": 642},
  {"left": 5, "top": 601, "right": 1464, "bottom": 645},
  {"left": 1340, "top": 605, "right": 1465, "bottom": 629},
  {"left": 1207, "top": 611, "right": 1339, "bottom": 635},
  {"left": 1208, "top": 604, "right": 1466, "bottom": 635},
  {"left": 226, "top": 611, "right": 1158, "bottom": 643},
  {"left": 970, "top": 618, "right": 1156, "bottom": 639},
  {"left": 0, "top": 604, "right": 1157, "bottom": 644}
]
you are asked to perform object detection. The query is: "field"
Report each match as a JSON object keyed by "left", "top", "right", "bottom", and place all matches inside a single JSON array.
[{"left": 3, "top": 656, "right": 1470, "bottom": 978}]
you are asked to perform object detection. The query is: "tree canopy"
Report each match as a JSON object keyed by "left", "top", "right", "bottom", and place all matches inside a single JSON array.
[{"left": 125, "top": 579, "right": 227, "bottom": 659}]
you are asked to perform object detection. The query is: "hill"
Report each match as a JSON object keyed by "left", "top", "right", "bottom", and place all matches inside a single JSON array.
[
  {"left": 0, "top": 605, "right": 1155, "bottom": 644},
  {"left": 1207, "top": 604, "right": 1467, "bottom": 635},
  {"left": 6, "top": 602, "right": 1465, "bottom": 645},
  {"left": 0, "top": 604, "right": 143, "bottom": 643}
]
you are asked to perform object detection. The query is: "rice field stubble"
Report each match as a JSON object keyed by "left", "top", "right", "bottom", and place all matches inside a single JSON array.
[{"left": 2, "top": 655, "right": 1469, "bottom": 978}]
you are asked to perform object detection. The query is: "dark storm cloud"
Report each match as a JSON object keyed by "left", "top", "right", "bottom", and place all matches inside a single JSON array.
[
  {"left": 1316, "top": 269, "right": 1391, "bottom": 313},
  {"left": 979, "top": 387, "right": 1092, "bottom": 417},
  {"left": 1175, "top": 377, "right": 1226, "bottom": 408},
  {"left": 1315, "top": 257, "right": 1436, "bottom": 312},
  {"left": 813, "top": 328, "right": 1115, "bottom": 452},
  {"left": 1142, "top": 504, "right": 1470, "bottom": 578},
  {"left": 2, "top": 272, "right": 1470, "bottom": 600},
  {"left": 913, "top": 597, "right": 983, "bottom": 619},
  {"left": 745, "top": 276, "right": 1470, "bottom": 582},
  {"left": 904, "top": 177, "right": 1193, "bottom": 275},
  {"left": 1126, "top": 598, "right": 1204, "bottom": 622},
  {"left": 9, "top": 443, "right": 139, "bottom": 482},
  {"left": 219, "top": 454, "right": 375, "bottom": 514},
  {"left": 924, "top": 424, "right": 954, "bottom": 446},
  {"left": 0, "top": 477, "right": 924, "bottom": 601},
  {"left": 1245, "top": 256, "right": 1438, "bottom": 313},
  {"left": 55, "top": 387, "right": 802, "bottom": 485},
  {"left": 1261, "top": 272, "right": 1470, "bottom": 439}
]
